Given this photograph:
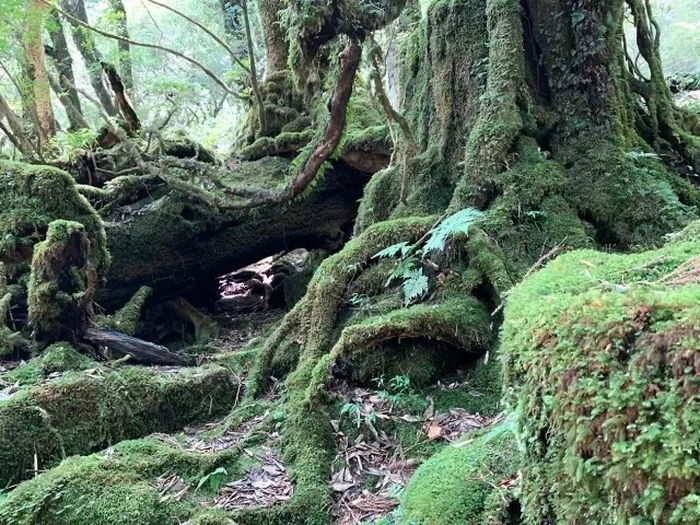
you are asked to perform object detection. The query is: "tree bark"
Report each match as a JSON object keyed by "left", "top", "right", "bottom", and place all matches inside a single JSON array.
[
  {"left": 60, "top": 0, "right": 118, "bottom": 116},
  {"left": 101, "top": 62, "right": 140, "bottom": 133},
  {"left": 0, "top": 93, "right": 36, "bottom": 157},
  {"left": 84, "top": 328, "right": 190, "bottom": 365},
  {"left": 106, "top": 0, "right": 134, "bottom": 92},
  {"left": 45, "top": 10, "right": 86, "bottom": 131},
  {"left": 23, "top": 0, "right": 57, "bottom": 144},
  {"left": 257, "top": 0, "right": 289, "bottom": 78}
]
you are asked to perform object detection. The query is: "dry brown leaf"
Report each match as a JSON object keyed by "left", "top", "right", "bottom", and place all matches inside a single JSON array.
[{"left": 427, "top": 424, "right": 443, "bottom": 440}]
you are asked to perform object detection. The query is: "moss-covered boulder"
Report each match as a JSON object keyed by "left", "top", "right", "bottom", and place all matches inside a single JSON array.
[
  {"left": 0, "top": 161, "right": 108, "bottom": 281},
  {"left": 0, "top": 364, "right": 239, "bottom": 486},
  {"left": 502, "top": 221, "right": 700, "bottom": 524},
  {"left": 0, "top": 438, "right": 226, "bottom": 525},
  {"left": 400, "top": 422, "right": 520, "bottom": 524}
]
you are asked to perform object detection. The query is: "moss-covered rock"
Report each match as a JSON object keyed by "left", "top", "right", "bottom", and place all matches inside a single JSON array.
[
  {"left": 0, "top": 160, "right": 108, "bottom": 283},
  {"left": 502, "top": 221, "right": 700, "bottom": 524},
  {"left": 3, "top": 342, "right": 94, "bottom": 385},
  {"left": 0, "top": 364, "right": 239, "bottom": 486},
  {"left": 400, "top": 422, "right": 519, "bottom": 524}
]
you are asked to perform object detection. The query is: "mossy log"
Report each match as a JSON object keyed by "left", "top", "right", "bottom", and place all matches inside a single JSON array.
[
  {"left": 83, "top": 328, "right": 190, "bottom": 366},
  {"left": 0, "top": 362, "right": 239, "bottom": 486},
  {"left": 101, "top": 160, "right": 369, "bottom": 306}
]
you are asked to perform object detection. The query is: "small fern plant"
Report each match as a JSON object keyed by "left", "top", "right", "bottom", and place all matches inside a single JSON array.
[{"left": 373, "top": 208, "right": 483, "bottom": 306}]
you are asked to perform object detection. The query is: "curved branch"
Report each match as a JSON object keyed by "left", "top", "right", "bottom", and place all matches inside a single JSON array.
[
  {"left": 288, "top": 39, "right": 363, "bottom": 197},
  {"left": 44, "top": 0, "right": 239, "bottom": 97}
]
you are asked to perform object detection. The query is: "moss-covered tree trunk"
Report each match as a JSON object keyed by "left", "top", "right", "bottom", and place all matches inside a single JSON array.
[
  {"left": 258, "top": 0, "right": 289, "bottom": 78},
  {"left": 240, "top": 0, "right": 699, "bottom": 522}
]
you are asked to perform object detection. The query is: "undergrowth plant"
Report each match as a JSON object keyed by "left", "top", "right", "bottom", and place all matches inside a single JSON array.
[{"left": 373, "top": 208, "right": 483, "bottom": 305}]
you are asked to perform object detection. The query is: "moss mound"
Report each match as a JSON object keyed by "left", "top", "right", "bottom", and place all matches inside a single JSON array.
[
  {"left": 0, "top": 438, "right": 228, "bottom": 525},
  {"left": 502, "top": 221, "right": 700, "bottom": 524},
  {"left": 0, "top": 364, "right": 238, "bottom": 486},
  {"left": 0, "top": 160, "right": 108, "bottom": 281},
  {"left": 400, "top": 422, "right": 519, "bottom": 524},
  {"left": 3, "top": 343, "right": 94, "bottom": 385}
]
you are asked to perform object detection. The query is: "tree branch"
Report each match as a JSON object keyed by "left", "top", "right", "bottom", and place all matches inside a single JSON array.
[
  {"left": 288, "top": 39, "right": 363, "bottom": 197},
  {"left": 144, "top": 0, "right": 250, "bottom": 74},
  {"left": 44, "top": 0, "right": 240, "bottom": 97}
]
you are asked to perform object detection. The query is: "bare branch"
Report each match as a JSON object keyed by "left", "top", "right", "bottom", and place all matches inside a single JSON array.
[
  {"left": 44, "top": 0, "right": 239, "bottom": 97},
  {"left": 144, "top": 0, "right": 250, "bottom": 74}
]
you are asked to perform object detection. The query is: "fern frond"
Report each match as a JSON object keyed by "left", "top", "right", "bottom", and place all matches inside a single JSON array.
[
  {"left": 402, "top": 268, "right": 429, "bottom": 305},
  {"left": 421, "top": 208, "right": 483, "bottom": 255}
]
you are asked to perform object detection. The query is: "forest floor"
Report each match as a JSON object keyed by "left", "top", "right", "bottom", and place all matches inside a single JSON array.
[
  {"left": 179, "top": 311, "right": 502, "bottom": 523},
  {"left": 0, "top": 301, "right": 502, "bottom": 523}
]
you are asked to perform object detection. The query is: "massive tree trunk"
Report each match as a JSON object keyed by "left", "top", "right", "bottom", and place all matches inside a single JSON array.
[
  {"left": 23, "top": 0, "right": 56, "bottom": 144},
  {"left": 257, "top": 0, "right": 289, "bottom": 78},
  {"left": 238, "top": 0, "right": 700, "bottom": 522}
]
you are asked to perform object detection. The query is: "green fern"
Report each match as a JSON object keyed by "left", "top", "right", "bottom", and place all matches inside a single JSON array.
[
  {"left": 421, "top": 208, "right": 483, "bottom": 255},
  {"left": 402, "top": 268, "right": 429, "bottom": 305},
  {"left": 374, "top": 241, "right": 410, "bottom": 259},
  {"left": 386, "top": 256, "right": 419, "bottom": 286}
]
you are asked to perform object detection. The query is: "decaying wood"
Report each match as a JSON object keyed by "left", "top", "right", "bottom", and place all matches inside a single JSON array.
[
  {"left": 84, "top": 328, "right": 190, "bottom": 366},
  {"left": 102, "top": 62, "right": 140, "bottom": 134}
]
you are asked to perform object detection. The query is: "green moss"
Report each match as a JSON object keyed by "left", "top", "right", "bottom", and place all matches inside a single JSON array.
[
  {"left": 432, "top": 355, "right": 503, "bottom": 416},
  {"left": 282, "top": 249, "right": 326, "bottom": 309},
  {"left": 502, "top": 225, "right": 700, "bottom": 523},
  {"left": 0, "top": 435, "right": 240, "bottom": 525},
  {"left": 159, "top": 130, "right": 217, "bottom": 163},
  {"left": 240, "top": 130, "right": 314, "bottom": 160},
  {"left": 0, "top": 160, "right": 108, "bottom": 284},
  {"left": 26, "top": 220, "right": 94, "bottom": 345},
  {"left": 400, "top": 422, "right": 519, "bottom": 524},
  {"left": 0, "top": 364, "right": 238, "bottom": 486},
  {"left": 4, "top": 343, "right": 95, "bottom": 386},
  {"left": 98, "top": 286, "right": 152, "bottom": 336}
]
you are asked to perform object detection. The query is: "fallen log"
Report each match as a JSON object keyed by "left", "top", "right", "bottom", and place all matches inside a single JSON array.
[
  {"left": 84, "top": 328, "right": 190, "bottom": 365},
  {"left": 101, "top": 159, "right": 370, "bottom": 306}
]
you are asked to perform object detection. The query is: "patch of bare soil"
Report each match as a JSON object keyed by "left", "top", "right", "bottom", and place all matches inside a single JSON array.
[{"left": 209, "top": 309, "right": 285, "bottom": 353}]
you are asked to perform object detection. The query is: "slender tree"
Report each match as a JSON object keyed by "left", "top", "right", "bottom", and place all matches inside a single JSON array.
[
  {"left": 45, "top": 9, "right": 86, "bottom": 130},
  {"left": 106, "top": 0, "right": 134, "bottom": 92},
  {"left": 59, "top": 0, "right": 118, "bottom": 116},
  {"left": 22, "top": 0, "right": 56, "bottom": 143}
]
